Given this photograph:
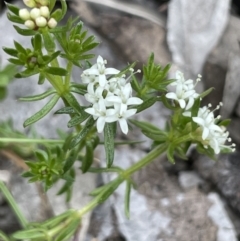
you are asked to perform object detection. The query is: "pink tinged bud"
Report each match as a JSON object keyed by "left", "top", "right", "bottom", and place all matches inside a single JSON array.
[
  {"left": 19, "top": 9, "right": 31, "bottom": 21},
  {"left": 40, "top": 6, "right": 50, "bottom": 18},
  {"left": 30, "top": 8, "right": 41, "bottom": 20},
  {"left": 35, "top": 16, "right": 47, "bottom": 27},
  {"left": 24, "top": 20, "right": 36, "bottom": 29},
  {"left": 48, "top": 18, "right": 57, "bottom": 28},
  {"left": 23, "top": 0, "right": 36, "bottom": 8}
]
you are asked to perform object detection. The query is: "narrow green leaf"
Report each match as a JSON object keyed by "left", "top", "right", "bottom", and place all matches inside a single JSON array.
[
  {"left": 23, "top": 94, "right": 60, "bottom": 127},
  {"left": 44, "top": 51, "right": 61, "bottom": 64},
  {"left": 55, "top": 218, "right": 80, "bottom": 241},
  {"left": 15, "top": 68, "right": 39, "bottom": 78},
  {"left": 49, "top": 0, "right": 57, "bottom": 11},
  {"left": 70, "top": 86, "right": 86, "bottom": 95},
  {"left": 63, "top": 152, "right": 76, "bottom": 173},
  {"left": 14, "top": 41, "right": 27, "bottom": 55},
  {"left": 0, "top": 231, "right": 10, "bottom": 241},
  {"left": 12, "top": 229, "right": 45, "bottom": 239},
  {"left": 218, "top": 119, "right": 231, "bottom": 127},
  {"left": 21, "top": 171, "right": 34, "bottom": 178},
  {"left": 8, "top": 58, "right": 24, "bottom": 66},
  {"left": 38, "top": 72, "right": 45, "bottom": 84},
  {"left": 67, "top": 112, "right": 89, "bottom": 127},
  {"left": 200, "top": 87, "right": 214, "bottom": 99},
  {"left": 50, "top": 9, "right": 63, "bottom": 21},
  {"left": 129, "top": 119, "right": 161, "bottom": 133},
  {"left": 81, "top": 141, "right": 94, "bottom": 173},
  {"left": 45, "top": 67, "right": 68, "bottom": 76},
  {"left": 59, "top": 0, "right": 67, "bottom": 21},
  {"left": 104, "top": 122, "right": 116, "bottom": 168},
  {"left": 13, "top": 25, "right": 36, "bottom": 36},
  {"left": 7, "top": 13, "right": 24, "bottom": 24},
  {"left": 125, "top": 181, "right": 131, "bottom": 219},
  {"left": 167, "top": 145, "right": 175, "bottom": 164},
  {"left": 75, "top": 54, "right": 95, "bottom": 61},
  {"left": 55, "top": 106, "right": 76, "bottom": 114},
  {"left": 42, "top": 31, "right": 55, "bottom": 52},
  {"left": 63, "top": 92, "right": 83, "bottom": 114},
  {"left": 136, "top": 96, "right": 157, "bottom": 113},
  {"left": 19, "top": 89, "right": 56, "bottom": 101},
  {"left": 82, "top": 36, "right": 95, "bottom": 48},
  {"left": 33, "top": 34, "right": 42, "bottom": 51},
  {"left": 5, "top": 2, "right": 20, "bottom": 15},
  {"left": 35, "top": 150, "right": 48, "bottom": 162},
  {"left": 70, "top": 117, "right": 95, "bottom": 149},
  {"left": 3, "top": 47, "right": 18, "bottom": 57}
]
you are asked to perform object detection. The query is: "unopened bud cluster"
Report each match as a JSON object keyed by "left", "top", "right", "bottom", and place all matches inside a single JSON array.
[{"left": 19, "top": 0, "right": 57, "bottom": 29}]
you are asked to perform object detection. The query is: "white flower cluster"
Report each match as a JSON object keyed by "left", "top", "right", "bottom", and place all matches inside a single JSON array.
[
  {"left": 192, "top": 103, "right": 235, "bottom": 154},
  {"left": 166, "top": 71, "right": 235, "bottom": 155},
  {"left": 83, "top": 56, "right": 143, "bottom": 134},
  {"left": 166, "top": 71, "right": 200, "bottom": 116},
  {"left": 19, "top": 0, "right": 57, "bottom": 29}
]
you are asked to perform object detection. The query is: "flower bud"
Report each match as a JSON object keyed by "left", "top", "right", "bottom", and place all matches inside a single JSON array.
[
  {"left": 23, "top": 0, "right": 36, "bottom": 8},
  {"left": 47, "top": 18, "right": 57, "bottom": 28},
  {"left": 30, "top": 8, "right": 41, "bottom": 20},
  {"left": 35, "top": 16, "right": 47, "bottom": 27},
  {"left": 40, "top": 6, "right": 50, "bottom": 18},
  {"left": 35, "top": 0, "right": 49, "bottom": 6},
  {"left": 24, "top": 20, "right": 36, "bottom": 30},
  {"left": 19, "top": 8, "right": 31, "bottom": 21}
]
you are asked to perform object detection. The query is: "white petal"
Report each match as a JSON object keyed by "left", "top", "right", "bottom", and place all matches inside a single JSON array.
[
  {"left": 85, "top": 107, "right": 97, "bottom": 116},
  {"left": 119, "top": 118, "right": 128, "bottom": 134},
  {"left": 104, "top": 68, "right": 120, "bottom": 75},
  {"left": 202, "top": 127, "right": 209, "bottom": 140},
  {"left": 192, "top": 117, "right": 205, "bottom": 126},
  {"left": 185, "top": 97, "right": 194, "bottom": 110},
  {"left": 166, "top": 92, "right": 177, "bottom": 100},
  {"left": 127, "top": 97, "right": 143, "bottom": 105},
  {"left": 84, "top": 69, "right": 99, "bottom": 76},
  {"left": 99, "top": 74, "right": 106, "bottom": 87},
  {"left": 123, "top": 109, "right": 137, "bottom": 118},
  {"left": 97, "top": 117, "right": 105, "bottom": 133},
  {"left": 106, "top": 96, "right": 121, "bottom": 103},
  {"left": 178, "top": 99, "right": 186, "bottom": 109}
]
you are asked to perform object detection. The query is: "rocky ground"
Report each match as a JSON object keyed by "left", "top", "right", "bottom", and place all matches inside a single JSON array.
[{"left": 1, "top": 0, "right": 240, "bottom": 241}]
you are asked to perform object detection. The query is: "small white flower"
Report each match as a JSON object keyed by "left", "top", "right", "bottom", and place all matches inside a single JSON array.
[
  {"left": 84, "top": 83, "right": 104, "bottom": 105},
  {"left": 83, "top": 56, "right": 120, "bottom": 87},
  {"left": 166, "top": 71, "right": 199, "bottom": 111},
  {"left": 112, "top": 104, "right": 137, "bottom": 134},
  {"left": 192, "top": 104, "right": 235, "bottom": 154},
  {"left": 85, "top": 98, "right": 117, "bottom": 133},
  {"left": 106, "top": 83, "right": 143, "bottom": 114}
]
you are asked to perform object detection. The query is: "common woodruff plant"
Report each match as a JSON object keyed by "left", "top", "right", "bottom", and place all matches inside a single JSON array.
[{"left": 0, "top": 0, "right": 236, "bottom": 240}]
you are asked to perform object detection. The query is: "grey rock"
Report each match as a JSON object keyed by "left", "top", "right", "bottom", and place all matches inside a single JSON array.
[
  {"left": 167, "top": 0, "right": 230, "bottom": 78},
  {"left": 178, "top": 171, "right": 203, "bottom": 190},
  {"left": 220, "top": 54, "right": 240, "bottom": 118},
  {"left": 207, "top": 193, "right": 237, "bottom": 241},
  {"left": 194, "top": 152, "right": 240, "bottom": 214}
]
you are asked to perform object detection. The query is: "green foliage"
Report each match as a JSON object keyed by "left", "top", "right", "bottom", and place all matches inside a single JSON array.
[
  {"left": 54, "top": 21, "right": 99, "bottom": 67},
  {"left": 0, "top": 64, "right": 17, "bottom": 100}
]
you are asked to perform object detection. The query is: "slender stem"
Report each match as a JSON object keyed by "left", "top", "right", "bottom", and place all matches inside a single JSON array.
[
  {"left": 65, "top": 61, "right": 73, "bottom": 88},
  {"left": 45, "top": 73, "right": 65, "bottom": 95},
  {"left": 0, "top": 181, "right": 28, "bottom": 228},
  {"left": 77, "top": 144, "right": 168, "bottom": 217},
  {"left": 0, "top": 138, "right": 64, "bottom": 144},
  {"left": 123, "top": 143, "right": 168, "bottom": 176}
]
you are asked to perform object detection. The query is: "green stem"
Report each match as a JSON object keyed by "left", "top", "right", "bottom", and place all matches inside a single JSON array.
[
  {"left": 65, "top": 61, "right": 73, "bottom": 88},
  {"left": 0, "top": 181, "right": 28, "bottom": 228},
  {"left": 0, "top": 138, "right": 64, "bottom": 144},
  {"left": 77, "top": 144, "right": 168, "bottom": 217},
  {"left": 45, "top": 73, "right": 65, "bottom": 95},
  {"left": 124, "top": 143, "right": 168, "bottom": 176}
]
